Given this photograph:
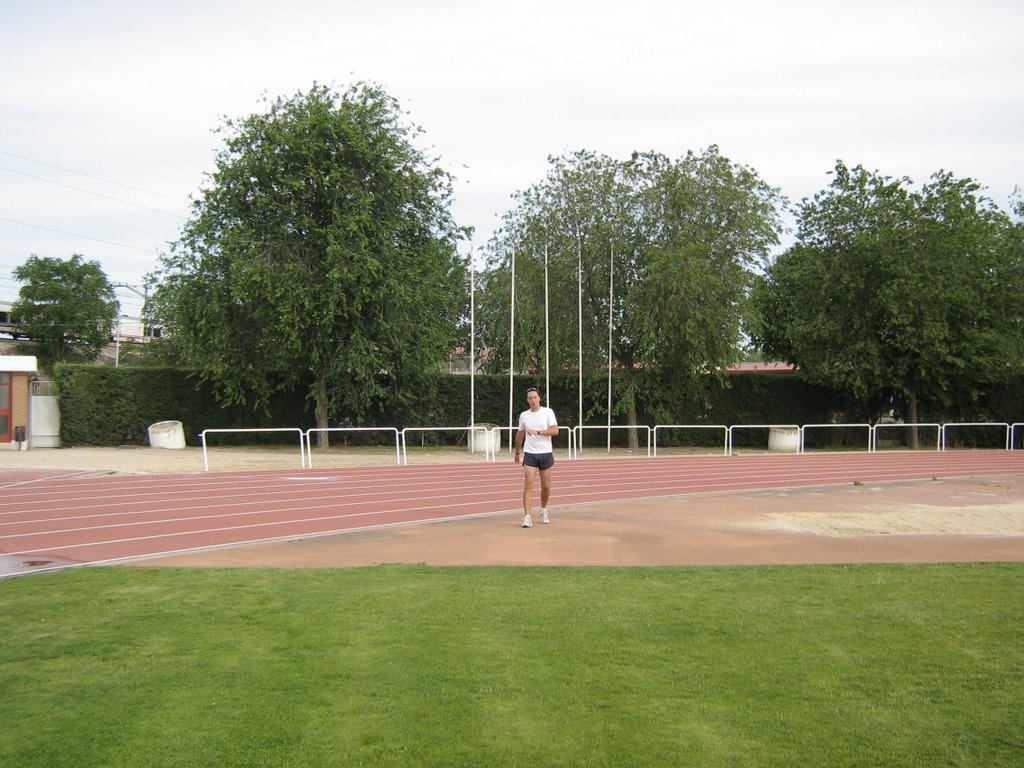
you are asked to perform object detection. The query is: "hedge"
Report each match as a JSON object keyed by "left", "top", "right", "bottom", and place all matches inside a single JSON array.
[{"left": 53, "top": 364, "right": 1024, "bottom": 447}]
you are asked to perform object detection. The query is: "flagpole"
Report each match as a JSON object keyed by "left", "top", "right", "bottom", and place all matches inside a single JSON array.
[
  {"left": 544, "top": 244, "right": 550, "bottom": 403},
  {"left": 607, "top": 245, "right": 613, "bottom": 452},
  {"left": 578, "top": 243, "right": 583, "bottom": 457},
  {"left": 469, "top": 243, "right": 475, "bottom": 431},
  {"left": 508, "top": 248, "right": 516, "bottom": 452}
]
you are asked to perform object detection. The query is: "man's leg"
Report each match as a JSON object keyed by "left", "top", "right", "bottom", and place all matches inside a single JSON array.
[
  {"left": 522, "top": 464, "right": 536, "bottom": 515},
  {"left": 539, "top": 467, "right": 552, "bottom": 509}
]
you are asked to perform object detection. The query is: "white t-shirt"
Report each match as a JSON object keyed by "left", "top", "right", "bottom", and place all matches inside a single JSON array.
[{"left": 518, "top": 406, "right": 558, "bottom": 454}]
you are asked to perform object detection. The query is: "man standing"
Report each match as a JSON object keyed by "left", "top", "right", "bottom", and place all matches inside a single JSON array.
[{"left": 515, "top": 386, "right": 559, "bottom": 527}]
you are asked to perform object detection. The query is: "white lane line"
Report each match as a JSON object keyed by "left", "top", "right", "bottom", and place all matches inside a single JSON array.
[
  {"left": 0, "top": 485, "right": 517, "bottom": 539},
  {"left": 8, "top": 450, "right": 1024, "bottom": 552},
  {"left": 4, "top": 453, "right": 1023, "bottom": 530},
  {"left": 7, "top": 496, "right": 521, "bottom": 555},
  {"left": 6, "top": 461, "right": 1012, "bottom": 544},
  {"left": 6, "top": 454, "right": 1015, "bottom": 520}
]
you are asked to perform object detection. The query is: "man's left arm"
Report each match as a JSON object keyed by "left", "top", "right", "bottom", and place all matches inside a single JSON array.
[{"left": 539, "top": 411, "right": 559, "bottom": 436}]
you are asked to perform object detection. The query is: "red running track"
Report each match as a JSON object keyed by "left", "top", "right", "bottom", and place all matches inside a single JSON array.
[{"left": 2, "top": 450, "right": 1023, "bottom": 576}]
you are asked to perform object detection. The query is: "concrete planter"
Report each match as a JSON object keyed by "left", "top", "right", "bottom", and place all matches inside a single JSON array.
[
  {"left": 768, "top": 427, "right": 800, "bottom": 452},
  {"left": 148, "top": 420, "right": 186, "bottom": 449}
]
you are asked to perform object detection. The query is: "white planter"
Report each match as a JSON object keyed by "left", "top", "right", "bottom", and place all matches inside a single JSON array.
[
  {"left": 148, "top": 420, "right": 186, "bottom": 449},
  {"left": 468, "top": 424, "right": 500, "bottom": 453},
  {"left": 768, "top": 427, "right": 800, "bottom": 452}
]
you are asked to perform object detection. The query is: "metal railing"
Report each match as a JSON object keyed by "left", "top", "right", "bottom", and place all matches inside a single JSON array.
[
  {"left": 192, "top": 420, "right": 1024, "bottom": 470},
  {"left": 871, "top": 422, "right": 941, "bottom": 452},
  {"left": 1013, "top": 423, "right": 1024, "bottom": 450},
  {"left": 940, "top": 422, "right": 1010, "bottom": 451},
  {"left": 305, "top": 427, "right": 401, "bottom": 467},
  {"left": 727, "top": 424, "right": 800, "bottom": 456},
  {"left": 492, "top": 425, "right": 576, "bottom": 459},
  {"left": 652, "top": 425, "right": 729, "bottom": 456},
  {"left": 200, "top": 428, "right": 305, "bottom": 471},
  {"left": 400, "top": 426, "right": 498, "bottom": 465},
  {"left": 800, "top": 423, "right": 872, "bottom": 454},
  {"left": 573, "top": 424, "right": 652, "bottom": 458}
]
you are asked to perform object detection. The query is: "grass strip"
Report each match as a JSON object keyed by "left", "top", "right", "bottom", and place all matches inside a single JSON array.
[{"left": 1, "top": 563, "right": 1022, "bottom": 767}]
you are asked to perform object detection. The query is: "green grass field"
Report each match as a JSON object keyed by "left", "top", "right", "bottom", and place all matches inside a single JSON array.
[{"left": 2, "top": 564, "right": 1022, "bottom": 767}]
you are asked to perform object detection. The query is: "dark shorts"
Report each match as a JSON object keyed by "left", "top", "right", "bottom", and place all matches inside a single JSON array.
[{"left": 523, "top": 452, "right": 555, "bottom": 470}]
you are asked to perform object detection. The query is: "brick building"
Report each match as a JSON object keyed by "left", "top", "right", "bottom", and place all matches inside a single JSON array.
[{"left": 1, "top": 356, "right": 38, "bottom": 449}]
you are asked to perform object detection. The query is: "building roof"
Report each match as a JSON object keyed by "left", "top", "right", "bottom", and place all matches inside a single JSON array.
[
  {"left": 0, "top": 355, "right": 39, "bottom": 373},
  {"left": 724, "top": 361, "right": 796, "bottom": 374}
]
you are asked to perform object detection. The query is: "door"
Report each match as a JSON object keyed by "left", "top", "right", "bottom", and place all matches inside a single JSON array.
[{"left": 0, "top": 373, "right": 10, "bottom": 442}]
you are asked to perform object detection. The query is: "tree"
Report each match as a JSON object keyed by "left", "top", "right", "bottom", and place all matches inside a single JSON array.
[
  {"left": 749, "top": 162, "right": 1024, "bottom": 429},
  {"left": 477, "top": 150, "right": 634, "bottom": 376},
  {"left": 477, "top": 147, "right": 783, "bottom": 439},
  {"left": 149, "top": 84, "right": 466, "bottom": 446},
  {"left": 11, "top": 253, "right": 118, "bottom": 365},
  {"left": 625, "top": 149, "right": 783, "bottom": 419}
]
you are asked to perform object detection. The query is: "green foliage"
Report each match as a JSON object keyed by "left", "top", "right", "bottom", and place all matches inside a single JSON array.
[
  {"left": 52, "top": 363, "right": 1024, "bottom": 447},
  {"left": 477, "top": 147, "right": 784, "bottom": 428},
  {"left": 54, "top": 364, "right": 314, "bottom": 446},
  {"left": 750, "top": 163, "right": 1024, "bottom": 416},
  {"left": 47, "top": 365, "right": 822, "bottom": 447},
  {"left": 478, "top": 150, "right": 631, "bottom": 376},
  {"left": 10, "top": 253, "right": 118, "bottom": 365},
  {"left": 111, "top": 333, "right": 192, "bottom": 368},
  {"left": 2, "top": 565, "right": 1022, "bottom": 767},
  {"left": 148, "top": 83, "right": 466, "bottom": 437}
]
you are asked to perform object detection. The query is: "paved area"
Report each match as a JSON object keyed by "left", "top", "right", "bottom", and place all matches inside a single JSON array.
[
  {"left": 3, "top": 446, "right": 1023, "bottom": 569},
  {"left": 135, "top": 474, "right": 1024, "bottom": 568}
]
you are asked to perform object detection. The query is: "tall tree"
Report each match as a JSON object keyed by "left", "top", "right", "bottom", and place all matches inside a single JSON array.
[
  {"left": 750, "top": 163, "right": 1024, "bottom": 427},
  {"left": 478, "top": 147, "right": 783, "bottom": 437},
  {"left": 477, "top": 150, "right": 634, "bottom": 377},
  {"left": 149, "top": 84, "right": 466, "bottom": 446},
  {"left": 626, "top": 148, "right": 783, "bottom": 419},
  {"left": 11, "top": 253, "right": 118, "bottom": 365}
]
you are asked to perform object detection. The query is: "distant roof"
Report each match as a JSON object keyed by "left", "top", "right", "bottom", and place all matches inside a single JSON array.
[
  {"left": 724, "top": 362, "right": 796, "bottom": 374},
  {"left": 0, "top": 355, "right": 38, "bottom": 373}
]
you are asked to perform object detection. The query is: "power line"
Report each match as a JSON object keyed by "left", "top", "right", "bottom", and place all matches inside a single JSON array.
[
  {"left": 0, "top": 150, "right": 189, "bottom": 203},
  {"left": 0, "top": 64, "right": 208, "bottom": 133},
  {"left": 0, "top": 216, "right": 164, "bottom": 254},
  {"left": 0, "top": 165, "right": 185, "bottom": 219}
]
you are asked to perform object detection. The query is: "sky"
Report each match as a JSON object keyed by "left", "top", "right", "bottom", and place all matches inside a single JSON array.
[{"left": 2, "top": 0, "right": 1022, "bottom": 318}]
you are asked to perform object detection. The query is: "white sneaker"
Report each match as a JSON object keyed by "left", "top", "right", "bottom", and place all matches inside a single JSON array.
[
  {"left": 521, "top": 514, "right": 533, "bottom": 528},
  {"left": 539, "top": 509, "right": 550, "bottom": 524}
]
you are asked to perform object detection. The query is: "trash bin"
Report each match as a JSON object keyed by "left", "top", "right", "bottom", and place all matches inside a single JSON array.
[
  {"left": 148, "top": 420, "right": 186, "bottom": 449},
  {"left": 468, "top": 424, "right": 500, "bottom": 454},
  {"left": 13, "top": 425, "right": 26, "bottom": 451}
]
